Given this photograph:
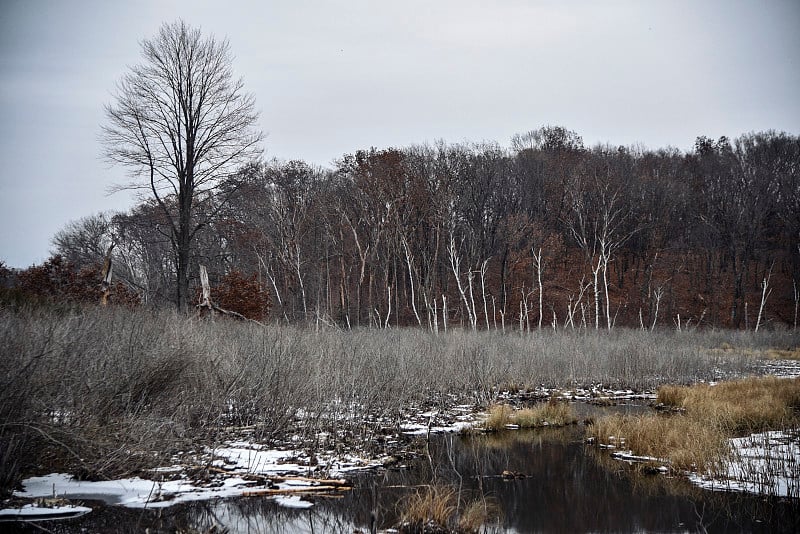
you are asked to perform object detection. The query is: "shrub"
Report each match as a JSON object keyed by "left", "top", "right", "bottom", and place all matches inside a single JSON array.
[{"left": 212, "top": 269, "right": 271, "bottom": 321}]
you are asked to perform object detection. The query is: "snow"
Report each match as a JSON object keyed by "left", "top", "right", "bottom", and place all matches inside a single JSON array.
[
  {"left": 400, "top": 420, "right": 474, "bottom": 435},
  {"left": 212, "top": 446, "right": 303, "bottom": 474},
  {"left": 0, "top": 503, "right": 92, "bottom": 521},
  {"left": 13, "top": 473, "right": 245, "bottom": 508},
  {"left": 273, "top": 495, "right": 314, "bottom": 509},
  {"left": 690, "top": 430, "right": 800, "bottom": 498},
  {"left": 12, "top": 438, "right": 386, "bottom": 511}
]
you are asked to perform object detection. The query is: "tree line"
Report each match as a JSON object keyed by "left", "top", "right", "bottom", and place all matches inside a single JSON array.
[
  {"left": 4, "top": 126, "right": 797, "bottom": 330},
  {"left": 2, "top": 21, "right": 797, "bottom": 330}
]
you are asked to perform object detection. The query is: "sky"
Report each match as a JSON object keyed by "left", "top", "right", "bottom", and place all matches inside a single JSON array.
[{"left": 1, "top": 0, "right": 799, "bottom": 269}]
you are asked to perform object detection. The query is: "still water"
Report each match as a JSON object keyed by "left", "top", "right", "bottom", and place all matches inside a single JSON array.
[{"left": 10, "top": 404, "right": 800, "bottom": 533}]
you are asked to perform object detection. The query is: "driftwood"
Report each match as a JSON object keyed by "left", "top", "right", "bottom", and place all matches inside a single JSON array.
[
  {"left": 242, "top": 485, "right": 352, "bottom": 497},
  {"left": 100, "top": 244, "right": 115, "bottom": 306},
  {"left": 202, "top": 466, "right": 348, "bottom": 488}
]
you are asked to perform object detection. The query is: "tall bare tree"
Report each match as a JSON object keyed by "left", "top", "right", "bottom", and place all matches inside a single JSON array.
[{"left": 102, "top": 20, "right": 262, "bottom": 312}]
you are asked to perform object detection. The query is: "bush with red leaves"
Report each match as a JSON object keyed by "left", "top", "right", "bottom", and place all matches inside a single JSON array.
[
  {"left": 11, "top": 255, "right": 139, "bottom": 306},
  {"left": 213, "top": 270, "right": 271, "bottom": 321}
]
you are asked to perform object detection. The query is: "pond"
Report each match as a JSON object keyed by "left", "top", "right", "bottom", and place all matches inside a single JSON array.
[{"left": 8, "top": 404, "right": 800, "bottom": 533}]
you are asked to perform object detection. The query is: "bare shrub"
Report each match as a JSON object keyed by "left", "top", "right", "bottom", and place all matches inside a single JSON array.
[{"left": 1, "top": 303, "right": 796, "bottom": 494}]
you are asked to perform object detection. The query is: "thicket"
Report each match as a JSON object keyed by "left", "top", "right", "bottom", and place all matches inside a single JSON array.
[{"left": 3, "top": 303, "right": 796, "bottom": 496}]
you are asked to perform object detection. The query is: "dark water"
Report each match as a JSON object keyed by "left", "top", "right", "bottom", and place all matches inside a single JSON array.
[{"left": 9, "top": 404, "right": 800, "bottom": 533}]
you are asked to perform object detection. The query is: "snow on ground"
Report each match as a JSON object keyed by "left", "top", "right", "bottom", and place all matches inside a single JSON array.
[
  {"left": 0, "top": 503, "right": 92, "bottom": 521},
  {"left": 10, "top": 439, "right": 390, "bottom": 514},
  {"left": 690, "top": 430, "right": 800, "bottom": 498},
  {"left": 760, "top": 359, "right": 800, "bottom": 379},
  {"left": 8, "top": 402, "right": 484, "bottom": 515},
  {"left": 13, "top": 472, "right": 249, "bottom": 508}
]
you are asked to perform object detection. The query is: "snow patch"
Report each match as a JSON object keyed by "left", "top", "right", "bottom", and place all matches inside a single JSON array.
[
  {"left": 690, "top": 430, "right": 800, "bottom": 498},
  {"left": 0, "top": 503, "right": 92, "bottom": 521}
]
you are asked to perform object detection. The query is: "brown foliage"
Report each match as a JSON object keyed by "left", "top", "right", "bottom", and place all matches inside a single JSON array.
[
  {"left": 213, "top": 269, "right": 271, "bottom": 321},
  {"left": 11, "top": 255, "right": 139, "bottom": 306}
]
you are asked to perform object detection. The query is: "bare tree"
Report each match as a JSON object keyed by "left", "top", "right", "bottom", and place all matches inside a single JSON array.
[
  {"left": 102, "top": 20, "right": 262, "bottom": 312},
  {"left": 51, "top": 213, "right": 114, "bottom": 269}
]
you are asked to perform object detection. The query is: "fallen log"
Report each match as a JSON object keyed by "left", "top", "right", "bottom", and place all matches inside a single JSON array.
[
  {"left": 242, "top": 485, "right": 351, "bottom": 497},
  {"left": 270, "top": 475, "right": 349, "bottom": 486}
]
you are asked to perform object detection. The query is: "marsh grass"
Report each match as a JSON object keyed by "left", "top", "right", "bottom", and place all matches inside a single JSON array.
[
  {"left": 398, "top": 484, "right": 500, "bottom": 533},
  {"left": 657, "top": 376, "right": 800, "bottom": 432},
  {"left": 588, "top": 413, "right": 728, "bottom": 471},
  {"left": 710, "top": 344, "right": 800, "bottom": 361},
  {"left": 400, "top": 485, "right": 457, "bottom": 531},
  {"left": 481, "top": 400, "right": 578, "bottom": 432},
  {"left": 592, "top": 376, "right": 800, "bottom": 475}
]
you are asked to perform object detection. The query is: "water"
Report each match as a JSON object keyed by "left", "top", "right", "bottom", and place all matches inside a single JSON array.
[{"left": 9, "top": 404, "right": 800, "bottom": 533}]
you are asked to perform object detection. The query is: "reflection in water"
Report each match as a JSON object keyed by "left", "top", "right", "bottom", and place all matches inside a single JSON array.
[{"left": 11, "top": 405, "right": 800, "bottom": 533}]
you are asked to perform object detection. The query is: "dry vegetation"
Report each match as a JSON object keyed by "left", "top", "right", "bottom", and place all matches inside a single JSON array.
[
  {"left": 1, "top": 304, "right": 798, "bottom": 496},
  {"left": 398, "top": 484, "right": 501, "bottom": 533},
  {"left": 657, "top": 376, "right": 800, "bottom": 432},
  {"left": 588, "top": 414, "right": 729, "bottom": 471},
  {"left": 479, "top": 400, "right": 578, "bottom": 432},
  {"left": 589, "top": 377, "right": 800, "bottom": 473}
]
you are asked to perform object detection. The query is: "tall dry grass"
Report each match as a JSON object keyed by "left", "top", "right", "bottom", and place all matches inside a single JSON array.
[
  {"left": 398, "top": 484, "right": 500, "bottom": 533},
  {"left": 588, "top": 414, "right": 728, "bottom": 471},
  {"left": 591, "top": 376, "right": 800, "bottom": 474},
  {"left": 480, "top": 400, "right": 578, "bottom": 431},
  {"left": 657, "top": 377, "right": 800, "bottom": 432}
]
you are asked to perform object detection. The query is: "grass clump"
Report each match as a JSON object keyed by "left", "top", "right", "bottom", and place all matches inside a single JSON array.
[
  {"left": 588, "top": 413, "right": 728, "bottom": 471},
  {"left": 482, "top": 404, "right": 514, "bottom": 431},
  {"left": 400, "top": 485, "right": 457, "bottom": 531},
  {"left": 457, "top": 498, "right": 502, "bottom": 533},
  {"left": 398, "top": 484, "right": 500, "bottom": 533},
  {"left": 480, "top": 400, "right": 577, "bottom": 432}
]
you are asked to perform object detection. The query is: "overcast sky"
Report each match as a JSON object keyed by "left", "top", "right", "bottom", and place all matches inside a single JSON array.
[{"left": 1, "top": 0, "right": 798, "bottom": 268}]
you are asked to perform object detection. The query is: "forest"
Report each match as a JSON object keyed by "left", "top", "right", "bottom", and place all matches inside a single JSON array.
[{"left": 2, "top": 126, "right": 799, "bottom": 330}]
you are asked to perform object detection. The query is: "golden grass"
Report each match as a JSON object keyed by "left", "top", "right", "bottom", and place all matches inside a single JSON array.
[
  {"left": 457, "top": 498, "right": 502, "bottom": 533},
  {"left": 657, "top": 376, "right": 800, "bottom": 432},
  {"left": 399, "top": 485, "right": 500, "bottom": 533},
  {"left": 708, "top": 345, "right": 800, "bottom": 361},
  {"left": 592, "top": 376, "right": 800, "bottom": 473},
  {"left": 480, "top": 400, "right": 577, "bottom": 432},
  {"left": 587, "top": 413, "right": 728, "bottom": 471},
  {"left": 482, "top": 404, "right": 514, "bottom": 431},
  {"left": 400, "top": 485, "right": 457, "bottom": 529},
  {"left": 765, "top": 348, "right": 800, "bottom": 360}
]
